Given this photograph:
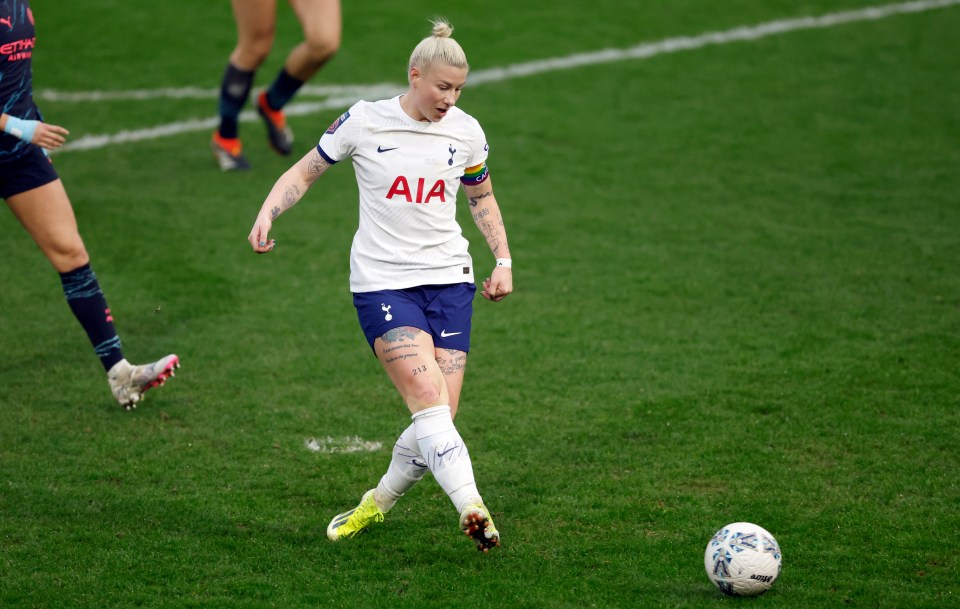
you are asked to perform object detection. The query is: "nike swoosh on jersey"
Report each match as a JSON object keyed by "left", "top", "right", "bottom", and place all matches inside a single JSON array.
[
  {"left": 440, "top": 330, "right": 462, "bottom": 338},
  {"left": 377, "top": 145, "right": 398, "bottom": 153}
]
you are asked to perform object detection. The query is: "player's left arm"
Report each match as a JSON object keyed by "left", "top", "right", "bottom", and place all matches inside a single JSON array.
[{"left": 464, "top": 177, "right": 513, "bottom": 302}]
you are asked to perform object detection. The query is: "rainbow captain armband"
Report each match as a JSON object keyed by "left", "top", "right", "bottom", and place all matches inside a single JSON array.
[
  {"left": 460, "top": 162, "right": 489, "bottom": 186},
  {"left": 3, "top": 116, "right": 38, "bottom": 144}
]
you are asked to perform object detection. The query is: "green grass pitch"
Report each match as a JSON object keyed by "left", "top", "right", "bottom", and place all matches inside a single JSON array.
[{"left": 1, "top": 1, "right": 958, "bottom": 607}]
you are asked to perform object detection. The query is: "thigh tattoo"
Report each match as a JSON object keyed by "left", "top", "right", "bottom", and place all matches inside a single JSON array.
[
  {"left": 436, "top": 349, "right": 466, "bottom": 376},
  {"left": 380, "top": 327, "right": 423, "bottom": 366}
]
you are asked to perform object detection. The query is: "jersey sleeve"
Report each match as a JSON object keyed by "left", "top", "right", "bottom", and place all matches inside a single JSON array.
[
  {"left": 465, "top": 118, "right": 489, "bottom": 168},
  {"left": 317, "top": 101, "right": 364, "bottom": 164},
  {"left": 460, "top": 118, "right": 490, "bottom": 186}
]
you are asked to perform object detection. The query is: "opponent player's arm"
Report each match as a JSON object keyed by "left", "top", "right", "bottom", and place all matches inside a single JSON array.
[
  {"left": 1, "top": 113, "right": 69, "bottom": 150},
  {"left": 248, "top": 147, "right": 331, "bottom": 253},
  {"left": 464, "top": 178, "right": 513, "bottom": 301}
]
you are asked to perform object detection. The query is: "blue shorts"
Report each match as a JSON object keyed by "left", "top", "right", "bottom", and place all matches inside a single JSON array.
[
  {"left": 354, "top": 283, "right": 476, "bottom": 353},
  {"left": 0, "top": 146, "right": 59, "bottom": 200}
]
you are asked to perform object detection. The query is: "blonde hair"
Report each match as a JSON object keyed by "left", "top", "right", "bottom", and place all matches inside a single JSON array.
[{"left": 407, "top": 18, "right": 468, "bottom": 78}]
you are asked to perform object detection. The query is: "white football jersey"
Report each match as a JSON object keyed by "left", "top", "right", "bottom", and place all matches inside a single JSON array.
[{"left": 317, "top": 96, "right": 489, "bottom": 292}]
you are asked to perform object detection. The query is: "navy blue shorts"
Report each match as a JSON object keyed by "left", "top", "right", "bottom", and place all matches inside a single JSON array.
[
  {"left": 0, "top": 146, "right": 59, "bottom": 200},
  {"left": 354, "top": 283, "right": 477, "bottom": 353}
]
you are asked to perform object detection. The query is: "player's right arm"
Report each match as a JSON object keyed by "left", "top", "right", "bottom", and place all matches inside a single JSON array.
[{"left": 248, "top": 147, "right": 332, "bottom": 253}]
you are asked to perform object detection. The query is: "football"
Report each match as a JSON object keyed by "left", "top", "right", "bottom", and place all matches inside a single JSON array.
[{"left": 704, "top": 522, "right": 782, "bottom": 596}]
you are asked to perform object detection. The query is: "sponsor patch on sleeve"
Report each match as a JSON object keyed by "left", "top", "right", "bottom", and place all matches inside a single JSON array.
[{"left": 325, "top": 111, "right": 351, "bottom": 134}]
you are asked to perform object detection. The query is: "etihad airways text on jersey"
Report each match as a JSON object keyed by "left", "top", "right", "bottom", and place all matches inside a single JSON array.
[{"left": 2, "top": 37, "right": 34, "bottom": 61}]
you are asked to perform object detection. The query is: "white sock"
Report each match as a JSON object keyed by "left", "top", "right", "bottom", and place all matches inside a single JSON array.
[
  {"left": 412, "top": 405, "right": 482, "bottom": 513},
  {"left": 373, "top": 423, "right": 428, "bottom": 513}
]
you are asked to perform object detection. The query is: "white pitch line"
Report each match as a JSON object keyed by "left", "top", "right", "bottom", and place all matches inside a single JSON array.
[
  {"left": 304, "top": 436, "right": 383, "bottom": 453},
  {"left": 59, "top": 86, "right": 405, "bottom": 152},
  {"left": 52, "top": 0, "right": 960, "bottom": 154},
  {"left": 37, "top": 82, "right": 402, "bottom": 103}
]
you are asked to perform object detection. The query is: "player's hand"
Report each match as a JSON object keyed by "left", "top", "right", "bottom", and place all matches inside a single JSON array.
[
  {"left": 248, "top": 216, "right": 276, "bottom": 254},
  {"left": 33, "top": 122, "right": 69, "bottom": 150},
  {"left": 481, "top": 266, "right": 512, "bottom": 302}
]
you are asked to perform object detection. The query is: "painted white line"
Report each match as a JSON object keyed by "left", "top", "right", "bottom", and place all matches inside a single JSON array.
[
  {"left": 53, "top": 0, "right": 960, "bottom": 153},
  {"left": 38, "top": 82, "right": 402, "bottom": 103},
  {"left": 59, "top": 87, "right": 404, "bottom": 152},
  {"left": 469, "top": 0, "right": 960, "bottom": 84},
  {"left": 305, "top": 436, "right": 384, "bottom": 453}
]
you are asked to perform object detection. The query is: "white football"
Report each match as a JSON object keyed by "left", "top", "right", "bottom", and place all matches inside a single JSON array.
[{"left": 704, "top": 522, "right": 782, "bottom": 596}]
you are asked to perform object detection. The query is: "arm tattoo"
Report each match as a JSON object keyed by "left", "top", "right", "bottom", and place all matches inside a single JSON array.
[
  {"left": 282, "top": 184, "right": 300, "bottom": 209},
  {"left": 468, "top": 191, "right": 493, "bottom": 208},
  {"left": 476, "top": 214, "right": 502, "bottom": 253},
  {"left": 308, "top": 152, "right": 330, "bottom": 175},
  {"left": 469, "top": 189, "right": 505, "bottom": 252},
  {"left": 270, "top": 205, "right": 281, "bottom": 220}
]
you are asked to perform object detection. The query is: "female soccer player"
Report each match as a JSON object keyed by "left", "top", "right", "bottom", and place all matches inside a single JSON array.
[
  {"left": 1, "top": 0, "right": 179, "bottom": 409},
  {"left": 247, "top": 19, "right": 512, "bottom": 552},
  {"left": 211, "top": 0, "right": 342, "bottom": 171}
]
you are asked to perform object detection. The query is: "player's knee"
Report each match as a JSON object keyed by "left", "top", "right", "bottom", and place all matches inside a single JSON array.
[
  {"left": 302, "top": 31, "right": 340, "bottom": 64},
  {"left": 235, "top": 33, "right": 274, "bottom": 67},
  {"left": 246, "top": 44, "right": 273, "bottom": 67},
  {"left": 50, "top": 244, "right": 89, "bottom": 273},
  {"left": 406, "top": 378, "right": 442, "bottom": 408}
]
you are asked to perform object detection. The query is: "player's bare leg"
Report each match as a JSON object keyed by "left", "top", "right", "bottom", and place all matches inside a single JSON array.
[
  {"left": 6, "top": 179, "right": 88, "bottom": 273},
  {"left": 378, "top": 328, "right": 498, "bottom": 551},
  {"left": 8, "top": 181, "right": 180, "bottom": 408},
  {"left": 286, "top": 0, "right": 341, "bottom": 81},
  {"left": 213, "top": 0, "right": 277, "bottom": 170},
  {"left": 229, "top": 0, "right": 278, "bottom": 71},
  {"left": 253, "top": 0, "right": 341, "bottom": 155}
]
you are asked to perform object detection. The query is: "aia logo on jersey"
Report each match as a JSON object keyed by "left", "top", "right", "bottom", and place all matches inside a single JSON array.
[{"left": 386, "top": 176, "right": 446, "bottom": 204}]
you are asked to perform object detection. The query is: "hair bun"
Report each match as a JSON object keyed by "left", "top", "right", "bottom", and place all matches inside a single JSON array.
[{"left": 431, "top": 19, "right": 453, "bottom": 38}]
